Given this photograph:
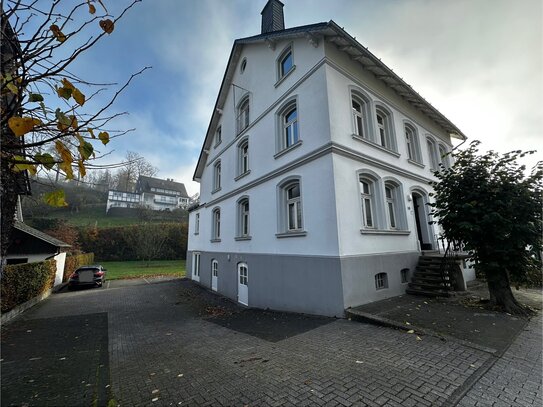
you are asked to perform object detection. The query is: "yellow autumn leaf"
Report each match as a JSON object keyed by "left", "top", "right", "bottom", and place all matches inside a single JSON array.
[
  {"left": 98, "top": 131, "right": 110, "bottom": 145},
  {"left": 50, "top": 24, "right": 66, "bottom": 42},
  {"left": 99, "top": 19, "right": 114, "bottom": 34},
  {"left": 12, "top": 156, "right": 37, "bottom": 175},
  {"left": 77, "top": 160, "right": 87, "bottom": 177},
  {"left": 8, "top": 117, "right": 42, "bottom": 137},
  {"left": 59, "top": 160, "right": 74, "bottom": 180},
  {"left": 87, "top": 1, "right": 96, "bottom": 14},
  {"left": 61, "top": 78, "right": 75, "bottom": 91},
  {"left": 44, "top": 190, "right": 68, "bottom": 207},
  {"left": 55, "top": 140, "right": 73, "bottom": 164},
  {"left": 72, "top": 88, "right": 85, "bottom": 106},
  {"left": 87, "top": 128, "right": 96, "bottom": 139},
  {"left": 69, "top": 115, "right": 79, "bottom": 130}
]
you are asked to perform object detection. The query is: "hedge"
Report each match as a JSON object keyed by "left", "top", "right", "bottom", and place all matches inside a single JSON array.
[
  {"left": 63, "top": 252, "right": 95, "bottom": 282},
  {"left": 1, "top": 260, "right": 57, "bottom": 313},
  {"left": 78, "top": 223, "right": 187, "bottom": 261}
]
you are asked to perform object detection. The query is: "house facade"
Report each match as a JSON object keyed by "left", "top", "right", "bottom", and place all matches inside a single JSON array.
[
  {"left": 106, "top": 176, "right": 189, "bottom": 212},
  {"left": 187, "top": 0, "right": 472, "bottom": 317}
]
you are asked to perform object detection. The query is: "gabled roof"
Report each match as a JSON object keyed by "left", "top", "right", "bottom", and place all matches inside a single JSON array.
[
  {"left": 13, "top": 221, "right": 71, "bottom": 248},
  {"left": 193, "top": 20, "right": 466, "bottom": 181},
  {"left": 137, "top": 176, "right": 188, "bottom": 197}
]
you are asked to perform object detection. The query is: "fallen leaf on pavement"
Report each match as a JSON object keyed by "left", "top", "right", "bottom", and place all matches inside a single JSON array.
[
  {"left": 407, "top": 330, "right": 415, "bottom": 334},
  {"left": 355, "top": 360, "right": 363, "bottom": 364},
  {"left": 416, "top": 336, "right": 422, "bottom": 341},
  {"left": 405, "top": 321, "right": 411, "bottom": 325},
  {"left": 152, "top": 390, "right": 159, "bottom": 394}
]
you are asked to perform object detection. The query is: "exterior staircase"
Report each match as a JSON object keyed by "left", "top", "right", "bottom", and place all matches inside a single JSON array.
[{"left": 406, "top": 254, "right": 454, "bottom": 297}]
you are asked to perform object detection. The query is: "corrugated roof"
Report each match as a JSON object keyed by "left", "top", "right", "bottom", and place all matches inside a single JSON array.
[{"left": 13, "top": 221, "right": 71, "bottom": 248}]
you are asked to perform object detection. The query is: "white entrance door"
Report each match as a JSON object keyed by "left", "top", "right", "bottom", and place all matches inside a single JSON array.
[
  {"left": 192, "top": 252, "right": 200, "bottom": 282},
  {"left": 237, "top": 263, "right": 248, "bottom": 305},
  {"left": 211, "top": 260, "right": 218, "bottom": 291}
]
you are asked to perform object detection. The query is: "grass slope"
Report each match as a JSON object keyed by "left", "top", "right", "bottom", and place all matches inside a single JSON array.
[{"left": 101, "top": 260, "right": 186, "bottom": 280}]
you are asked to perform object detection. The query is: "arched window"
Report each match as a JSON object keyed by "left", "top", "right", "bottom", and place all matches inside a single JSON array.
[
  {"left": 404, "top": 123, "right": 422, "bottom": 163},
  {"left": 351, "top": 91, "right": 371, "bottom": 139},
  {"left": 439, "top": 144, "right": 450, "bottom": 169},
  {"left": 383, "top": 180, "right": 407, "bottom": 230},
  {"left": 426, "top": 137, "right": 439, "bottom": 170},
  {"left": 278, "top": 45, "right": 294, "bottom": 79},
  {"left": 237, "top": 96, "right": 250, "bottom": 134},
  {"left": 283, "top": 105, "right": 298, "bottom": 148},
  {"left": 276, "top": 99, "right": 300, "bottom": 153},
  {"left": 237, "top": 197, "right": 250, "bottom": 238},
  {"left": 237, "top": 138, "right": 249, "bottom": 176},
  {"left": 213, "top": 161, "right": 221, "bottom": 191},
  {"left": 276, "top": 177, "right": 305, "bottom": 235},
  {"left": 375, "top": 105, "right": 396, "bottom": 151},
  {"left": 215, "top": 125, "right": 222, "bottom": 147},
  {"left": 360, "top": 177, "right": 375, "bottom": 228},
  {"left": 212, "top": 207, "right": 221, "bottom": 240}
]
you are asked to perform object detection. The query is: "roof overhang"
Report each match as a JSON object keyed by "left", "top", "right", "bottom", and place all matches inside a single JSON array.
[{"left": 193, "top": 21, "right": 466, "bottom": 180}]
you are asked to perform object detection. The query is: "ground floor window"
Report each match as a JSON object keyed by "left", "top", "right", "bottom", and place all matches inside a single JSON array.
[
  {"left": 375, "top": 272, "right": 388, "bottom": 290},
  {"left": 192, "top": 252, "right": 200, "bottom": 280},
  {"left": 401, "top": 268, "right": 409, "bottom": 284}
]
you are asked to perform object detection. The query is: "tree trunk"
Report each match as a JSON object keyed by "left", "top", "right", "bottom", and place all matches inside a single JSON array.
[
  {"left": 485, "top": 267, "right": 530, "bottom": 315},
  {"left": 1, "top": 163, "right": 19, "bottom": 273}
]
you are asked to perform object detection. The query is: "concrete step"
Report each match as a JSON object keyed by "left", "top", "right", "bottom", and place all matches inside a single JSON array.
[
  {"left": 405, "top": 288, "right": 452, "bottom": 298},
  {"left": 411, "top": 276, "right": 446, "bottom": 284}
]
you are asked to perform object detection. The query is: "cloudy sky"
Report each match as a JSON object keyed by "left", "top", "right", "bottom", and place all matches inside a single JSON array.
[{"left": 59, "top": 0, "right": 542, "bottom": 195}]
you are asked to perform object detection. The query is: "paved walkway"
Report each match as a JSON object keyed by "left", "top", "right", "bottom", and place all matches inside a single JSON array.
[{"left": 1, "top": 278, "right": 541, "bottom": 406}]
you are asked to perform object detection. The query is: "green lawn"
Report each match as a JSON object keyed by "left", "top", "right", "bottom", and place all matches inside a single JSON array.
[{"left": 100, "top": 260, "right": 186, "bottom": 280}]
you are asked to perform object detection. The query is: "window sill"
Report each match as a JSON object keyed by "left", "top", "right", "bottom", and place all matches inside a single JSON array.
[
  {"left": 352, "top": 134, "right": 400, "bottom": 158},
  {"left": 360, "top": 229, "right": 411, "bottom": 235},
  {"left": 274, "top": 65, "right": 296, "bottom": 88},
  {"left": 235, "top": 236, "right": 252, "bottom": 241},
  {"left": 234, "top": 170, "right": 251, "bottom": 182},
  {"left": 407, "top": 159, "right": 425, "bottom": 168},
  {"left": 194, "top": 232, "right": 199, "bottom": 235},
  {"left": 210, "top": 238, "right": 221, "bottom": 243},
  {"left": 214, "top": 141, "right": 222, "bottom": 149},
  {"left": 276, "top": 231, "right": 307, "bottom": 238},
  {"left": 211, "top": 187, "right": 222, "bottom": 194},
  {"left": 274, "top": 140, "right": 303, "bottom": 159}
]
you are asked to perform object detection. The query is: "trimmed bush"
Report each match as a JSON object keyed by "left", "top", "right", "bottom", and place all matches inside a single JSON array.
[
  {"left": 1, "top": 260, "right": 57, "bottom": 313},
  {"left": 63, "top": 252, "right": 95, "bottom": 282},
  {"left": 78, "top": 223, "right": 187, "bottom": 261}
]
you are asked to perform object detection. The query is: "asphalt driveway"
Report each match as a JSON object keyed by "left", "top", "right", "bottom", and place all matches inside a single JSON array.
[{"left": 1, "top": 278, "right": 540, "bottom": 406}]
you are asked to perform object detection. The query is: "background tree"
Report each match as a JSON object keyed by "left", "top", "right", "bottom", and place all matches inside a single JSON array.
[
  {"left": 126, "top": 222, "right": 167, "bottom": 267},
  {"left": 430, "top": 141, "right": 542, "bottom": 315},
  {"left": 1, "top": 1, "right": 146, "bottom": 262},
  {"left": 113, "top": 151, "right": 158, "bottom": 191}
]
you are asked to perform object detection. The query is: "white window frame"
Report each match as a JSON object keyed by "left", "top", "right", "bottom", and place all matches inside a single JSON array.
[
  {"left": 212, "top": 259, "right": 218, "bottom": 277},
  {"left": 237, "top": 137, "right": 250, "bottom": 177},
  {"left": 211, "top": 207, "right": 221, "bottom": 241},
  {"left": 438, "top": 144, "right": 450, "bottom": 169},
  {"left": 360, "top": 178, "right": 375, "bottom": 229},
  {"left": 213, "top": 161, "right": 221, "bottom": 192},
  {"left": 375, "top": 272, "right": 388, "bottom": 290},
  {"left": 277, "top": 44, "right": 294, "bottom": 81},
  {"left": 194, "top": 213, "right": 200, "bottom": 235},
  {"left": 237, "top": 96, "right": 250, "bottom": 134},
  {"left": 192, "top": 252, "right": 200, "bottom": 281},
  {"left": 374, "top": 105, "right": 396, "bottom": 152},
  {"left": 426, "top": 136, "right": 439, "bottom": 171},
  {"left": 275, "top": 98, "right": 300, "bottom": 155},
  {"left": 276, "top": 177, "right": 306, "bottom": 237},
  {"left": 215, "top": 126, "right": 222, "bottom": 147},
  {"left": 404, "top": 123, "right": 422, "bottom": 163},
  {"left": 236, "top": 197, "right": 250, "bottom": 239}
]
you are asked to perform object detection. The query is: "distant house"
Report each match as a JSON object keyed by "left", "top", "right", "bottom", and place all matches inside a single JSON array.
[
  {"left": 106, "top": 175, "right": 190, "bottom": 212},
  {"left": 186, "top": 0, "right": 474, "bottom": 317}
]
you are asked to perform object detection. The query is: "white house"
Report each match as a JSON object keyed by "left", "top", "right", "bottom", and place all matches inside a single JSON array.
[
  {"left": 187, "top": 0, "right": 473, "bottom": 317},
  {"left": 106, "top": 176, "right": 189, "bottom": 212}
]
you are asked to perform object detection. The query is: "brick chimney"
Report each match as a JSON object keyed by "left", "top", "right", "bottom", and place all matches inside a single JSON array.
[{"left": 261, "top": 0, "right": 285, "bottom": 34}]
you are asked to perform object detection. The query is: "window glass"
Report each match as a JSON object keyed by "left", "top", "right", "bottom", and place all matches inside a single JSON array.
[{"left": 280, "top": 51, "right": 293, "bottom": 77}]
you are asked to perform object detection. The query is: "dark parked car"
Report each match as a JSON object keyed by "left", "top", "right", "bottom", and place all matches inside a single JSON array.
[{"left": 68, "top": 265, "right": 107, "bottom": 289}]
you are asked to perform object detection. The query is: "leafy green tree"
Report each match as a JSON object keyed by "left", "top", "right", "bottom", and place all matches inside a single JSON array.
[{"left": 430, "top": 141, "right": 542, "bottom": 315}]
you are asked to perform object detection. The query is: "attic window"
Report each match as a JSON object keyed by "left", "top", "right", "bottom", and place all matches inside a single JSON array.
[{"left": 240, "top": 58, "right": 247, "bottom": 74}]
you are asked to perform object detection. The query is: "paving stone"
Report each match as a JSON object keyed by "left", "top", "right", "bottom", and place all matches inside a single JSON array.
[{"left": 1, "top": 279, "right": 540, "bottom": 406}]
